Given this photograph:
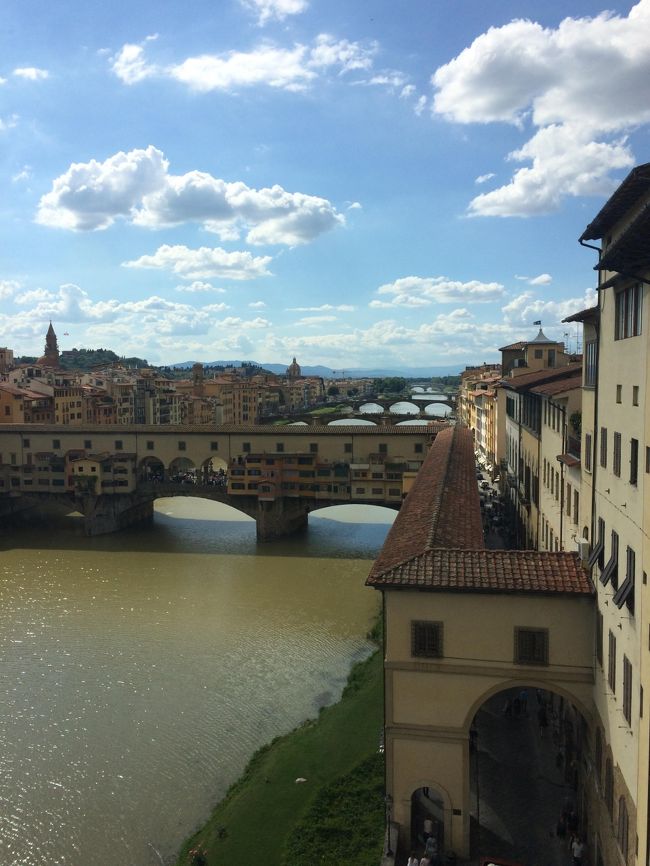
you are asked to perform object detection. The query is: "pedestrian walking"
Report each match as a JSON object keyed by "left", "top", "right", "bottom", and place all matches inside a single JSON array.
[
  {"left": 407, "top": 854, "right": 419, "bottom": 866},
  {"left": 519, "top": 689, "right": 529, "bottom": 714},
  {"left": 571, "top": 836, "right": 585, "bottom": 866}
]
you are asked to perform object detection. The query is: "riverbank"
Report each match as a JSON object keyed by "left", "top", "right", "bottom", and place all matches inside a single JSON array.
[{"left": 175, "top": 644, "right": 384, "bottom": 866}]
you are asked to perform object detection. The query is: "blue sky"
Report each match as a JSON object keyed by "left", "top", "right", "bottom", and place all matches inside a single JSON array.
[{"left": 1, "top": 0, "right": 648, "bottom": 369}]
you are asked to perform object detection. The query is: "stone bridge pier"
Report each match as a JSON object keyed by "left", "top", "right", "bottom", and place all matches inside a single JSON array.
[
  {"left": 77, "top": 493, "right": 154, "bottom": 537},
  {"left": 255, "top": 497, "right": 309, "bottom": 541}
]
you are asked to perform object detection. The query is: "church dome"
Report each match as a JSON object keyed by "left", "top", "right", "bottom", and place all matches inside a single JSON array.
[{"left": 286, "top": 356, "right": 301, "bottom": 378}]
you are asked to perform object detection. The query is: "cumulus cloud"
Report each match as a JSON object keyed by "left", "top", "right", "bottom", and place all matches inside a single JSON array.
[
  {"left": 249, "top": 300, "right": 267, "bottom": 308},
  {"left": 0, "top": 114, "right": 19, "bottom": 132},
  {"left": 294, "top": 315, "right": 338, "bottom": 326},
  {"left": 13, "top": 67, "right": 49, "bottom": 81},
  {"left": 432, "top": 1, "right": 650, "bottom": 216},
  {"left": 123, "top": 244, "right": 273, "bottom": 280},
  {"left": 475, "top": 173, "right": 495, "bottom": 185},
  {"left": 112, "top": 33, "right": 375, "bottom": 94},
  {"left": 371, "top": 276, "right": 506, "bottom": 307},
  {"left": 36, "top": 145, "right": 344, "bottom": 244},
  {"left": 502, "top": 287, "right": 597, "bottom": 324},
  {"left": 174, "top": 280, "right": 226, "bottom": 293},
  {"left": 241, "top": 0, "right": 309, "bottom": 25}
]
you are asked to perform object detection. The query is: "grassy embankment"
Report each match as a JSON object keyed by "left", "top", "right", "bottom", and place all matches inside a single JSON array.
[{"left": 175, "top": 627, "right": 384, "bottom": 866}]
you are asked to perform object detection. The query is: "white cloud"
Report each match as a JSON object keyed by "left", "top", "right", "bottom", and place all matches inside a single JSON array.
[
  {"left": 372, "top": 275, "right": 506, "bottom": 307},
  {"left": 13, "top": 67, "right": 49, "bottom": 81},
  {"left": 111, "top": 43, "right": 158, "bottom": 84},
  {"left": 414, "top": 95, "right": 428, "bottom": 116},
  {"left": 241, "top": 0, "right": 308, "bottom": 25},
  {"left": 15, "top": 288, "right": 57, "bottom": 305},
  {"left": 294, "top": 315, "right": 338, "bottom": 326},
  {"left": 400, "top": 84, "right": 416, "bottom": 99},
  {"left": 347, "top": 201, "right": 362, "bottom": 210},
  {"left": 0, "top": 280, "right": 20, "bottom": 299},
  {"left": 287, "top": 303, "right": 355, "bottom": 312},
  {"left": 502, "top": 287, "right": 597, "bottom": 324},
  {"left": 432, "top": 0, "right": 650, "bottom": 216},
  {"left": 37, "top": 146, "right": 344, "bottom": 244},
  {"left": 174, "top": 280, "right": 226, "bottom": 293},
  {"left": 123, "top": 244, "right": 273, "bottom": 280},
  {"left": 249, "top": 300, "right": 267, "bottom": 308},
  {"left": 529, "top": 273, "right": 552, "bottom": 286},
  {"left": 475, "top": 173, "right": 495, "bottom": 185},
  {"left": 12, "top": 165, "right": 31, "bottom": 183},
  {"left": 0, "top": 114, "right": 19, "bottom": 132},
  {"left": 111, "top": 34, "right": 376, "bottom": 94}
]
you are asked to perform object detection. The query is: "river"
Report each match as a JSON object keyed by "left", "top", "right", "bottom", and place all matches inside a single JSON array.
[{"left": 0, "top": 499, "right": 394, "bottom": 866}]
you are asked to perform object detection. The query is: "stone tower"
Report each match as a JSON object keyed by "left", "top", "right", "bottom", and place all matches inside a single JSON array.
[{"left": 37, "top": 322, "right": 60, "bottom": 367}]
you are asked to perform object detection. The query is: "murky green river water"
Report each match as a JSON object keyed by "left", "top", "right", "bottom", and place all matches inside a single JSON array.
[{"left": 0, "top": 499, "right": 393, "bottom": 865}]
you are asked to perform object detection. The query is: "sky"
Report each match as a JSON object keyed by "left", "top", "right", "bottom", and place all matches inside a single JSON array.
[{"left": 1, "top": 0, "right": 649, "bottom": 370}]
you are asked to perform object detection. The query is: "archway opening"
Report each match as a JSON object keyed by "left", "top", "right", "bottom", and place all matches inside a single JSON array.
[
  {"left": 169, "top": 457, "right": 197, "bottom": 483},
  {"left": 469, "top": 686, "right": 587, "bottom": 864},
  {"left": 199, "top": 456, "right": 228, "bottom": 486},
  {"left": 139, "top": 456, "right": 165, "bottom": 482},
  {"left": 410, "top": 786, "right": 446, "bottom": 858}
]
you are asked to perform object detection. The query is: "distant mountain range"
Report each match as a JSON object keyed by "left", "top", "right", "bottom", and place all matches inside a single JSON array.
[{"left": 170, "top": 360, "right": 464, "bottom": 377}]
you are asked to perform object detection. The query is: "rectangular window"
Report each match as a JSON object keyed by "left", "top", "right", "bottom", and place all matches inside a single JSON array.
[
  {"left": 309, "top": 443, "right": 318, "bottom": 453},
  {"left": 276, "top": 443, "right": 284, "bottom": 453},
  {"left": 600, "top": 427, "right": 608, "bottom": 468},
  {"left": 615, "top": 283, "right": 643, "bottom": 340},
  {"left": 601, "top": 530, "right": 619, "bottom": 588},
  {"left": 623, "top": 656, "right": 632, "bottom": 724},
  {"left": 630, "top": 438, "right": 639, "bottom": 485},
  {"left": 573, "top": 490, "right": 579, "bottom": 525},
  {"left": 210, "top": 441, "right": 218, "bottom": 451},
  {"left": 53, "top": 439, "right": 61, "bottom": 449},
  {"left": 115, "top": 440, "right": 123, "bottom": 451},
  {"left": 414, "top": 443, "right": 423, "bottom": 454},
  {"left": 613, "top": 546, "right": 636, "bottom": 614},
  {"left": 555, "top": 470, "right": 559, "bottom": 501},
  {"left": 146, "top": 440, "right": 154, "bottom": 450},
  {"left": 344, "top": 443, "right": 352, "bottom": 454},
  {"left": 596, "top": 610, "right": 603, "bottom": 667},
  {"left": 371, "top": 487, "right": 383, "bottom": 494},
  {"left": 243, "top": 442, "right": 251, "bottom": 453},
  {"left": 633, "top": 385, "right": 639, "bottom": 406},
  {"left": 585, "top": 433, "right": 592, "bottom": 472},
  {"left": 608, "top": 630, "right": 617, "bottom": 693},
  {"left": 411, "top": 621, "right": 443, "bottom": 658},
  {"left": 616, "top": 384, "right": 622, "bottom": 403},
  {"left": 584, "top": 340, "right": 597, "bottom": 387},
  {"left": 178, "top": 441, "right": 186, "bottom": 451},
  {"left": 566, "top": 482, "right": 572, "bottom": 516},
  {"left": 514, "top": 627, "right": 549, "bottom": 666},
  {"left": 379, "top": 443, "right": 388, "bottom": 454},
  {"left": 613, "top": 432, "right": 622, "bottom": 477}
]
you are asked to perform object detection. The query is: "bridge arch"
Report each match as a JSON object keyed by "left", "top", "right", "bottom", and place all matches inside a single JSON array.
[
  {"left": 138, "top": 456, "right": 165, "bottom": 481},
  {"left": 388, "top": 401, "right": 420, "bottom": 415},
  {"left": 169, "top": 456, "right": 197, "bottom": 481}
]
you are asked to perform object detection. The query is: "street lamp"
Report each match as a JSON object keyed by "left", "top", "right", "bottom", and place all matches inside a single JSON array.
[{"left": 385, "top": 793, "right": 393, "bottom": 856}]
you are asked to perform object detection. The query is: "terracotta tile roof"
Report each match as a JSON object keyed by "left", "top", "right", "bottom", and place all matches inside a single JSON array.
[
  {"left": 530, "top": 374, "right": 583, "bottom": 396},
  {"left": 580, "top": 162, "right": 650, "bottom": 241},
  {"left": 501, "top": 362, "right": 582, "bottom": 391},
  {"left": 558, "top": 453, "right": 581, "bottom": 468},
  {"left": 499, "top": 341, "right": 526, "bottom": 351},
  {"left": 366, "top": 421, "right": 593, "bottom": 598},
  {"left": 369, "top": 427, "right": 484, "bottom": 578},
  {"left": 366, "top": 549, "right": 593, "bottom": 595},
  {"left": 563, "top": 305, "right": 599, "bottom": 324}
]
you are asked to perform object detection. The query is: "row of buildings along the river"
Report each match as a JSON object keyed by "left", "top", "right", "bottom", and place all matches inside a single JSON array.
[
  {"left": 0, "top": 339, "right": 371, "bottom": 426},
  {"left": 429, "top": 162, "right": 650, "bottom": 865}
]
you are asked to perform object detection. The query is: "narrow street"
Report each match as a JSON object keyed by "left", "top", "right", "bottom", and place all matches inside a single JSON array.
[{"left": 470, "top": 692, "right": 577, "bottom": 866}]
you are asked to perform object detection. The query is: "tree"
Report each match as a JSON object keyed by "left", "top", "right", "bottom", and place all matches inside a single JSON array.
[{"left": 327, "top": 385, "right": 340, "bottom": 397}]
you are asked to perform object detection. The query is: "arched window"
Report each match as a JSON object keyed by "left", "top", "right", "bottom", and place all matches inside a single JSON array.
[
  {"left": 604, "top": 759, "right": 613, "bottom": 816},
  {"left": 618, "top": 797, "right": 629, "bottom": 861}
]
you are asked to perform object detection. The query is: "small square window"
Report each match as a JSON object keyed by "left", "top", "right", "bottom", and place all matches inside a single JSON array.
[
  {"left": 210, "top": 441, "right": 219, "bottom": 451},
  {"left": 52, "top": 439, "right": 61, "bottom": 449},
  {"left": 84, "top": 440, "right": 92, "bottom": 449},
  {"left": 147, "top": 441, "right": 155, "bottom": 451},
  {"left": 514, "top": 627, "right": 549, "bottom": 665},
  {"left": 276, "top": 443, "right": 284, "bottom": 453},
  {"left": 633, "top": 386, "right": 639, "bottom": 406},
  {"left": 178, "top": 441, "right": 186, "bottom": 451},
  {"left": 534, "top": 349, "right": 543, "bottom": 359},
  {"left": 411, "top": 621, "right": 443, "bottom": 658},
  {"left": 616, "top": 385, "right": 622, "bottom": 403},
  {"left": 379, "top": 443, "right": 388, "bottom": 454},
  {"left": 415, "top": 443, "right": 423, "bottom": 454},
  {"left": 243, "top": 442, "right": 251, "bottom": 453},
  {"left": 23, "top": 438, "right": 30, "bottom": 448},
  {"left": 344, "top": 443, "right": 352, "bottom": 453},
  {"left": 115, "top": 440, "right": 123, "bottom": 451},
  {"left": 310, "top": 443, "right": 318, "bottom": 453}
]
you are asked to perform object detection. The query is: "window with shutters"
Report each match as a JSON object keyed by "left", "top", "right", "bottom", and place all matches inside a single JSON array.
[
  {"left": 623, "top": 656, "right": 632, "bottom": 724},
  {"left": 613, "top": 432, "right": 622, "bottom": 476},
  {"left": 596, "top": 610, "right": 603, "bottom": 667},
  {"left": 615, "top": 283, "right": 643, "bottom": 340},
  {"left": 585, "top": 433, "right": 592, "bottom": 471},
  {"left": 618, "top": 797, "right": 629, "bottom": 862},
  {"left": 514, "top": 627, "right": 549, "bottom": 666},
  {"left": 411, "top": 621, "right": 443, "bottom": 658},
  {"left": 630, "top": 438, "right": 639, "bottom": 485},
  {"left": 608, "top": 630, "right": 617, "bottom": 692},
  {"left": 605, "top": 759, "right": 614, "bottom": 815},
  {"left": 600, "top": 427, "right": 608, "bottom": 468}
]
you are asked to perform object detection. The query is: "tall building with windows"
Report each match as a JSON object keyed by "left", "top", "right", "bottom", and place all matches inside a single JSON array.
[{"left": 572, "top": 162, "right": 650, "bottom": 866}]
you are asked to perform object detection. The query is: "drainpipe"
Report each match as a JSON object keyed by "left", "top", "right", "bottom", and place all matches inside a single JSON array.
[
  {"left": 579, "top": 236, "right": 601, "bottom": 549},
  {"left": 558, "top": 402, "right": 566, "bottom": 551}
]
